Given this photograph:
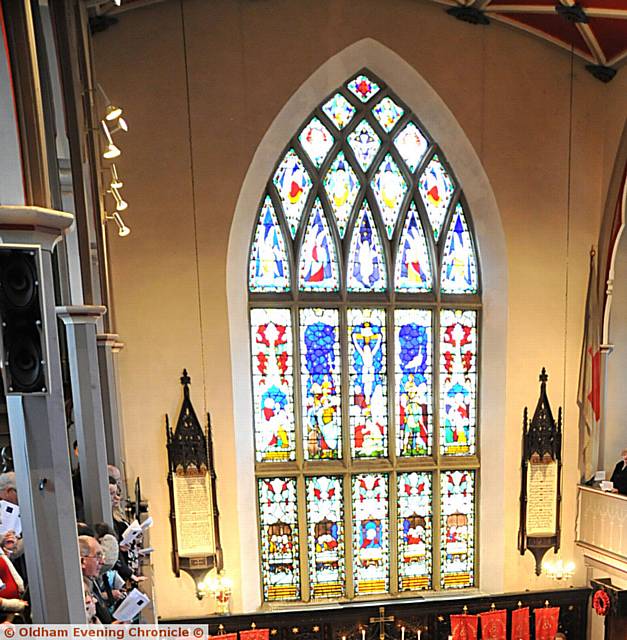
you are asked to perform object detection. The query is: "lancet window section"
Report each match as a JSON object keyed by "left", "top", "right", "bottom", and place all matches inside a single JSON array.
[{"left": 248, "top": 71, "right": 481, "bottom": 603}]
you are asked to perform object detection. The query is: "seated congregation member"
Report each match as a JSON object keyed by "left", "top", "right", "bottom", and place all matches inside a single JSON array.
[
  {"left": 79, "top": 535, "right": 113, "bottom": 624},
  {"left": 93, "top": 523, "right": 126, "bottom": 609},
  {"left": 0, "top": 473, "right": 28, "bottom": 598},
  {"left": 0, "top": 546, "right": 27, "bottom": 620},
  {"left": 610, "top": 447, "right": 627, "bottom": 495}
]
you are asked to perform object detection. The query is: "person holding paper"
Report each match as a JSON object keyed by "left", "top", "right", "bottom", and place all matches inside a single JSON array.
[
  {"left": 79, "top": 535, "right": 113, "bottom": 624},
  {"left": 610, "top": 448, "right": 627, "bottom": 495}
]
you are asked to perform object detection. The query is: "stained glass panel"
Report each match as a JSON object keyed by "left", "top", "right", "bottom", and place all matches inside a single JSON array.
[
  {"left": 306, "top": 476, "right": 345, "bottom": 598},
  {"left": 347, "top": 120, "right": 381, "bottom": 173},
  {"left": 298, "top": 200, "right": 339, "bottom": 292},
  {"left": 300, "top": 308, "right": 341, "bottom": 460},
  {"left": 395, "top": 309, "right": 432, "bottom": 457},
  {"left": 250, "top": 308, "right": 296, "bottom": 462},
  {"left": 440, "top": 310, "right": 477, "bottom": 456},
  {"left": 299, "top": 117, "right": 334, "bottom": 169},
  {"left": 395, "top": 203, "right": 432, "bottom": 293},
  {"left": 394, "top": 122, "right": 429, "bottom": 173},
  {"left": 323, "top": 151, "right": 360, "bottom": 238},
  {"left": 347, "top": 203, "right": 386, "bottom": 292},
  {"left": 249, "top": 196, "right": 290, "bottom": 293},
  {"left": 440, "top": 470, "right": 475, "bottom": 589},
  {"left": 398, "top": 472, "right": 432, "bottom": 591},
  {"left": 441, "top": 202, "right": 478, "bottom": 294},
  {"left": 322, "top": 93, "right": 356, "bottom": 130},
  {"left": 347, "top": 74, "right": 380, "bottom": 103},
  {"left": 258, "top": 477, "right": 300, "bottom": 600},
  {"left": 348, "top": 308, "right": 387, "bottom": 458},
  {"left": 273, "top": 149, "right": 313, "bottom": 238},
  {"left": 418, "top": 154, "right": 455, "bottom": 241},
  {"left": 372, "top": 96, "right": 404, "bottom": 133},
  {"left": 352, "top": 473, "right": 389, "bottom": 594},
  {"left": 371, "top": 154, "right": 408, "bottom": 239}
]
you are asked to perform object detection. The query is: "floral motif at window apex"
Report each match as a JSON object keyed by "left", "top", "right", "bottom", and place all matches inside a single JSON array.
[{"left": 248, "top": 70, "right": 480, "bottom": 602}]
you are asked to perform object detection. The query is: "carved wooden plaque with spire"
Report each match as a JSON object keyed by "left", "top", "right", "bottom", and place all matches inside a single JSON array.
[
  {"left": 518, "top": 368, "right": 563, "bottom": 575},
  {"left": 167, "top": 370, "right": 223, "bottom": 581}
]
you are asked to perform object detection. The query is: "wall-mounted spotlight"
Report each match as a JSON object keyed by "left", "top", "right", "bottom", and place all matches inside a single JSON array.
[
  {"left": 110, "top": 165, "right": 123, "bottom": 189},
  {"left": 106, "top": 211, "right": 131, "bottom": 237},
  {"left": 101, "top": 120, "right": 121, "bottom": 159}
]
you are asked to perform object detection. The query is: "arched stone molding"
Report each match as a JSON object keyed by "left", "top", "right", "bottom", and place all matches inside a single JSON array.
[{"left": 227, "top": 38, "right": 508, "bottom": 611}]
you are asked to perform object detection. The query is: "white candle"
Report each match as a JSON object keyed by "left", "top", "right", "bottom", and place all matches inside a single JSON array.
[
  {"left": 362, "top": 630, "right": 366, "bottom": 640},
  {"left": 401, "top": 627, "right": 405, "bottom": 640},
  {"left": 417, "top": 632, "right": 421, "bottom": 640}
]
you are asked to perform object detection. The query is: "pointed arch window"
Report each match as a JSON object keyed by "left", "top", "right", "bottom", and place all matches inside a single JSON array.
[{"left": 248, "top": 71, "right": 480, "bottom": 602}]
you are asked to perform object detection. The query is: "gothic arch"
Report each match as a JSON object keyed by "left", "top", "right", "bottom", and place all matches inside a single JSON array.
[{"left": 227, "top": 38, "right": 508, "bottom": 609}]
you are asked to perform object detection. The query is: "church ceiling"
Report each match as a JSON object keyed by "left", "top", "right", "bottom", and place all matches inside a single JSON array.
[{"left": 425, "top": 0, "right": 627, "bottom": 80}]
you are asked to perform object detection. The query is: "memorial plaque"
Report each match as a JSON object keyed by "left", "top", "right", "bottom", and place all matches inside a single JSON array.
[
  {"left": 172, "top": 471, "right": 216, "bottom": 556},
  {"left": 526, "top": 461, "right": 558, "bottom": 536}
]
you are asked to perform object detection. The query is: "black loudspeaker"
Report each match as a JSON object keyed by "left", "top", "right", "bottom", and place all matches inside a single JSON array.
[{"left": 0, "top": 248, "right": 48, "bottom": 394}]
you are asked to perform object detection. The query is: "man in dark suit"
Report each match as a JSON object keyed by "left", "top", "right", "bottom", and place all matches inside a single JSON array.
[{"left": 610, "top": 448, "right": 627, "bottom": 495}]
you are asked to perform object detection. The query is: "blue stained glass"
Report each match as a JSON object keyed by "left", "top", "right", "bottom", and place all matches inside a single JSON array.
[
  {"left": 395, "top": 203, "right": 432, "bottom": 292},
  {"left": 298, "top": 200, "right": 339, "bottom": 292},
  {"left": 347, "top": 74, "right": 380, "bottom": 103},
  {"left": 347, "top": 120, "right": 381, "bottom": 172},
  {"left": 299, "top": 117, "right": 334, "bottom": 168},
  {"left": 249, "top": 196, "right": 290, "bottom": 292},
  {"left": 372, "top": 96, "right": 404, "bottom": 133},
  {"left": 347, "top": 204, "right": 387, "bottom": 293},
  {"left": 322, "top": 93, "right": 356, "bottom": 130},
  {"left": 418, "top": 154, "right": 455, "bottom": 241},
  {"left": 348, "top": 308, "right": 388, "bottom": 458},
  {"left": 323, "top": 152, "right": 360, "bottom": 238},
  {"left": 273, "top": 149, "right": 313, "bottom": 238},
  {"left": 371, "top": 154, "right": 408, "bottom": 239},
  {"left": 395, "top": 309, "right": 432, "bottom": 457},
  {"left": 300, "top": 308, "right": 341, "bottom": 460},
  {"left": 441, "top": 203, "right": 478, "bottom": 294}
]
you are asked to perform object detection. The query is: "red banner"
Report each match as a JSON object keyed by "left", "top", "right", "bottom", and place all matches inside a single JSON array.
[
  {"left": 450, "top": 614, "right": 478, "bottom": 640},
  {"left": 479, "top": 609, "right": 507, "bottom": 640},
  {"left": 511, "top": 607, "right": 530, "bottom": 640},
  {"left": 239, "top": 631, "right": 270, "bottom": 640},
  {"left": 534, "top": 607, "right": 560, "bottom": 640},
  {"left": 209, "top": 635, "right": 238, "bottom": 640}
]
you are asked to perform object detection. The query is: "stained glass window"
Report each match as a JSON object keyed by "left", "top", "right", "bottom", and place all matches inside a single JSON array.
[
  {"left": 348, "top": 308, "right": 387, "bottom": 459},
  {"left": 250, "top": 70, "right": 481, "bottom": 603},
  {"left": 306, "top": 476, "right": 345, "bottom": 598},
  {"left": 418, "top": 154, "right": 455, "bottom": 241},
  {"left": 440, "top": 470, "right": 475, "bottom": 589},
  {"left": 298, "top": 200, "right": 339, "bottom": 292},
  {"left": 395, "top": 202, "right": 432, "bottom": 293},
  {"left": 347, "top": 203, "right": 387, "bottom": 292},
  {"left": 348, "top": 120, "right": 381, "bottom": 172},
  {"left": 371, "top": 154, "right": 408, "bottom": 239},
  {"left": 398, "top": 472, "right": 432, "bottom": 590},
  {"left": 440, "top": 202, "right": 478, "bottom": 294},
  {"left": 395, "top": 309, "right": 432, "bottom": 457},
  {"left": 300, "top": 308, "right": 341, "bottom": 460},
  {"left": 352, "top": 473, "right": 389, "bottom": 594},
  {"left": 439, "top": 309, "right": 477, "bottom": 456},
  {"left": 273, "top": 149, "right": 313, "bottom": 238},
  {"left": 249, "top": 196, "right": 290, "bottom": 293},
  {"left": 323, "top": 152, "right": 360, "bottom": 238},
  {"left": 250, "top": 309, "right": 296, "bottom": 462},
  {"left": 258, "top": 477, "right": 300, "bottom": 600}
]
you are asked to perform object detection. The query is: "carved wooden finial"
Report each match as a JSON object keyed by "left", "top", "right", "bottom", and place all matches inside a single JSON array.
[
  {"left": 539, "top": 367, "right": 548, "bottom": 383},
  {"left": 181, "top": 369, "right": 191, "bottom": 386}
]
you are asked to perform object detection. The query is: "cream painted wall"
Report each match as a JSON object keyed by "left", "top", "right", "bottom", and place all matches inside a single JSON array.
[{"left": 92, "top": 0, "right": 623, "bottom": 619}]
